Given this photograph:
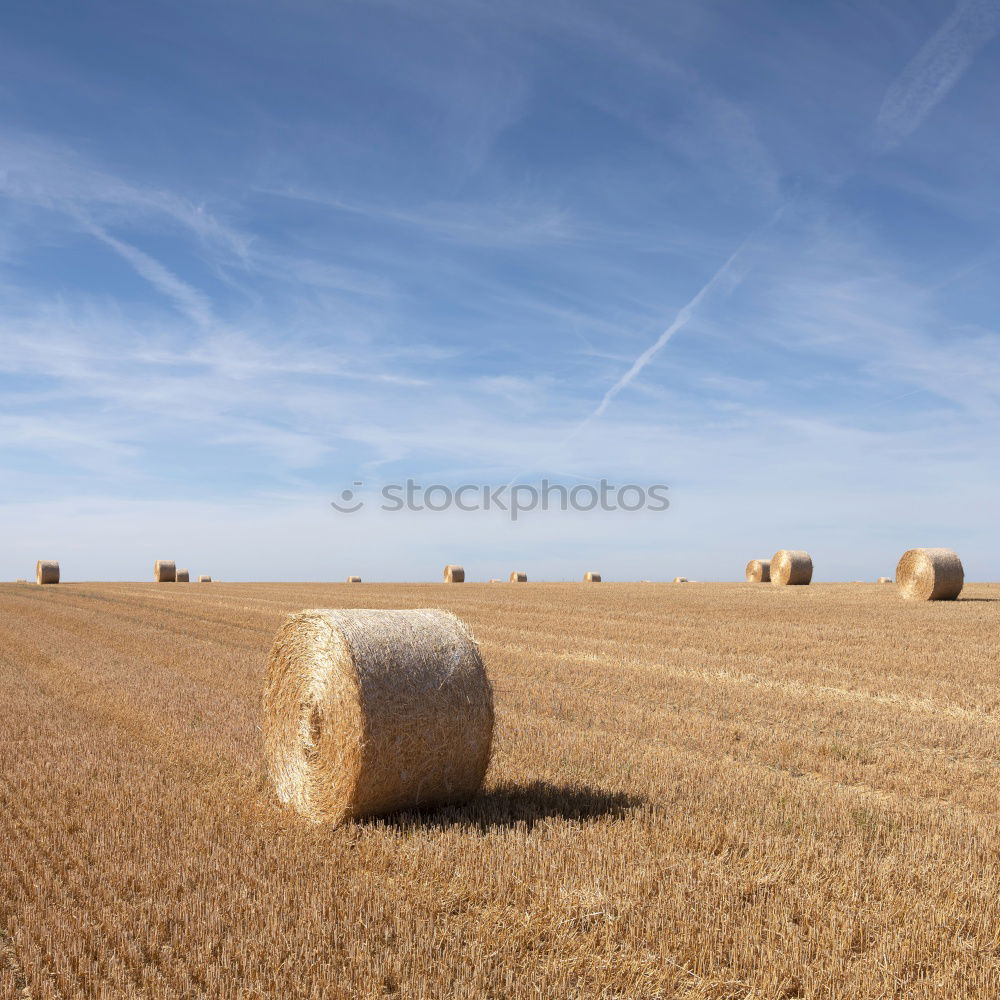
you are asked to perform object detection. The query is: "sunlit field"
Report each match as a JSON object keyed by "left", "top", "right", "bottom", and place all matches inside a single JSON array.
[{"left": 1, "top": 581, "right": 998, "bottom": 998}]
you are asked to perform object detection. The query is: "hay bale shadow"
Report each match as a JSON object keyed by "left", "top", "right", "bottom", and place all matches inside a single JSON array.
[{"left": 365, "top": 780, "right": 645, "bottom": 832}]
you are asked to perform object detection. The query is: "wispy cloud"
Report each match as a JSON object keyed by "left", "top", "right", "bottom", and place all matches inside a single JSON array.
[
  {"left": 79, "top": 218, "right": 216, "bottom": 328},
  {"left": 262, "top": 188, "right": 579, "bottom": 248},
  {"left": 874, "top": 0, "right": 1000, "bottom": 151},
  {"left": 0, "top": 131, "right": 249, "bottom": 255}
]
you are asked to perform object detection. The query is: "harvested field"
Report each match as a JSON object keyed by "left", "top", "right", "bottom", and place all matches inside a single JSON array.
[{"left": 1, "top": 581, "right": 998, "bottom": 999}]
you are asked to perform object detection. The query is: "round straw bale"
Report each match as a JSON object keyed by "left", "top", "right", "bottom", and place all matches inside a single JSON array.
[
  {"left": 443, "top": 564, "right": 465, "bottom": 583},
  {"left": 198, "top": 575, "right": 212, "bottom": 583},
  {"left": 346, "top": 576, "right": 362, "bottom": 583},
  {"left": 583, "top": 571, "right": 601, "bottom": 583},
  {"left": 745, "top": 559, "right": 770, "bottom": 583},
  {"left": 509, "top": 571, "right": 527, "bottom": 583},
  {"left": 877, "top": 576, "right": 892, "bottom": 584},
  {"left": 153, "top": 560, "right": 176, "bottom": 583},
  {"left": 672, "top": 576, "right": 688, "bottom": 583},
  {"left": 176, "top": 569, "right": 190, "bottom": 583},
  {"left": 262, "top": 608, "right": 494, "bottom": 825},
  {"left": 895, "top": 548, "right": 964, "bottom": 601},
  {"left": 35, "top": 561, "right": 59, "bottom": 585},
  {"left": 770, "top": 550, "right": 813, "bottom": 586}
]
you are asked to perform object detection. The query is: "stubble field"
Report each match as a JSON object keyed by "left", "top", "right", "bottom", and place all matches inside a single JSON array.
[{"left": 1, "top": 580, "right": 998, "bottom": 999}]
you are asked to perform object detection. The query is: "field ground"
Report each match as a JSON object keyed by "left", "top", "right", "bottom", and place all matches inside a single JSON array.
[{"left": 1, "top": 581, "right": 998, "bottom": 999}]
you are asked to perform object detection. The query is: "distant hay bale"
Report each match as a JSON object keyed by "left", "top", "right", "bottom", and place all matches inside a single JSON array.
[
  {"left": 443, "top": 565, "right": 465, "bottom": 583},
  {"left": 745, "top": 559, "right": 770, "bottom": 583},
  {"left": 153, "top": 560, "right": 176, "bottom": 583},
  {"left": 877, "top": 576, "right": 893, "bottom": 584},
  {"left": 262, "top": 608, "right": 494, "bottom": 825},
  {"left": 36, "top": 561, "right": 59, "bottom": 585},
  {"left": 509, "top": 571, "right": 527, "bottom": 583},
  {"left": 346, "top": 576, "right": 362, "bottom": 583},
  {"left": 672, "top": 576, "right": 688, "bottom": 583},
  {"left": 770, "top": 550, "right": 813, "bottom": 586},
  {"left": 583, "top": 572, "right": 601, "bottom": 583},
  {"left": 198, "top": 575, "right": 212, "bottom": 583},
  {"left": 176, "top": 569, "right": 190, "bottom": 583},
  {"left": 895, "top": 548, "right": 964, "bottom": 601}
]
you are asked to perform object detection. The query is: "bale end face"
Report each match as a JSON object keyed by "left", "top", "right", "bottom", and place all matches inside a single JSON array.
[
  {"left": 672, "top": 576, "right": 688, "bottom": 583},
  {"left": 36, "top": 561, "right": 60, "bottom": 585},
  {"left": 154, "top": 560, "right": 177, "bottom": 583},
  {"left": 509, "top": 571, "right": 527, "bottom": 583},
  {"left": 895, "top": 548, "right": 964, "bottom": 601},
  {"left": 770, "top": 550, "right": 813, "bottom": 586},
  {"left": 745, "top": 559, "right": 771, "bottom": 583},
  {"left": 346, "top": 576, "right": 362, "bottom": 583},
  {"left": 583, "top": 572, "right": 602, "bottom": 583},
  {"left": 443, "top": 564, "right": 465, "bottom": 583},
  {"left": 262, "top": 607, "right": 494, "bottom": 825}
]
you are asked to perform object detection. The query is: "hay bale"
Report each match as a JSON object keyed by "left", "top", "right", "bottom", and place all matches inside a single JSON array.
[
  {"left": 443, "top": 564, "right": 465, "bottom": 583},
  {"left": 672, "top": 576, "right": 688, "bottom": 583},
  {"left": 509, "top": 571, "right": 527, "bottom": 583},
  {"left": 262, "top": 608, "right": 494, "bottom": 825},
  {"left": 176, "top": 569, "right": 190, "bottom": 583},
  {"left": 346, "top": 576, "right": 362, "bottom": 583},
  {"left": 877, "top": 576, "right": 892, "bottom": 584},
  {"left": 770, "top": 550, "right": 813, "bottom": 586},
  {"left": 583, "top": 572, "right": 601, "bottom": 583},
  {"left": 198, "top": 575, "right": 212, "bottom": 583},
  {"left": 895, "top": 548, "right": 964, "bottom": 601},
  {"left": 745, "top": 559, "right": 770, "bottom": 583},
  {"left": 35, "top": 561, "right": 59, "bottom": 585},
  {"left": 153, "top": 560, "right": 176, "bottom": 583}
]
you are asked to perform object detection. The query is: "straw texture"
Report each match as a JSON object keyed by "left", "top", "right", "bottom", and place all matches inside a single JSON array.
[
  {"left": 35, "top": 561, "right": 59, "bottom": 585},
  {"left": 583, "top": 572, "right": 602, "bottom": 583},
  {"left": 346, "top": 576, "right": 362, "bottom": 583},
  {"left": 509, "top": 571, "right": 527, "bottom": 583},
  {"left": 443, "top": 565, "right": 465, "bottom": 583},
  {"left": 262, "top": 608, "right": 494, "bottom": 825},
  {"left": 176, "top": 569, "right": 190, "bottom": 583},
  {"left": 770, "top": 550, "right": 813, "bottom": 586},
  {"left": 895, "top": 548, "right": 964, "bottom": 601},
  {"left": 745, "top": 559, "right": 771, "bottom": 583},
  {"left": 153, "top": 560, "right": 176, "bottom": 583}
]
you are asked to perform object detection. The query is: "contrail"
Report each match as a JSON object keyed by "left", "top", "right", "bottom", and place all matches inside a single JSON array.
[
  {"left": 588, "top": 238, "right": 749, "bottom": 422},
  {"left": 582, "top": 204, "right": 786, "bottom": 428},
  {"left": 875, "top": 0, "right": 1000, "bottom": 152},
  {"left": 501, "top": 210, "right": 781, "bottom": 490}
]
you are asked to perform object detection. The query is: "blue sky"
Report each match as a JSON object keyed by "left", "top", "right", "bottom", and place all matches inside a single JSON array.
[{"left": 2, "top": 0, "right": 998, "bottom": 582}]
